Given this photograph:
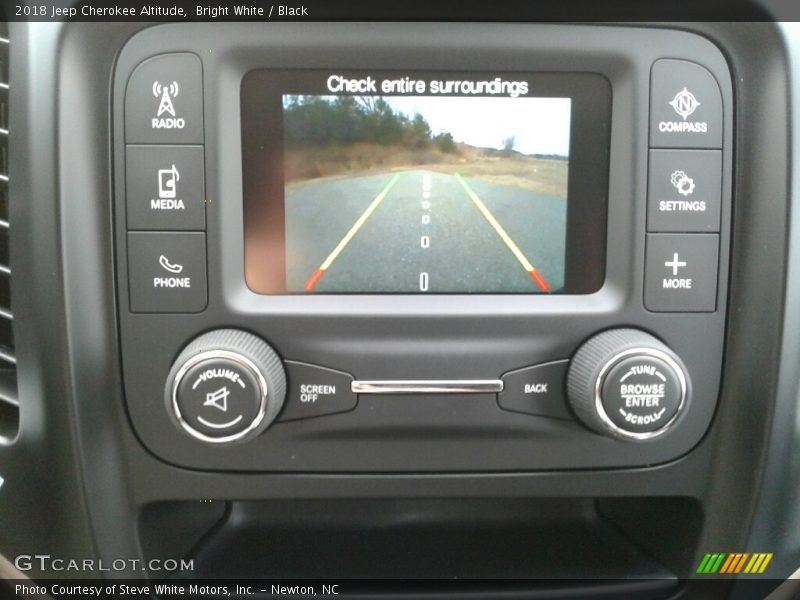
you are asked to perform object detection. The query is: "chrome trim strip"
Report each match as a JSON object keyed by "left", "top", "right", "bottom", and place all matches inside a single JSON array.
[{"left": 352, "top": 380, "right": 503, "bottom": 394}]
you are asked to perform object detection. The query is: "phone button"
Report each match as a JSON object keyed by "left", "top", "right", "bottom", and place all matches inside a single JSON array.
[{"left": 127, "top": 232, "right": 207, "bottom": 313}]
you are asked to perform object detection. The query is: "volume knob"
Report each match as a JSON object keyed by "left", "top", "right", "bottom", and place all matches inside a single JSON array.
[
  {"left": 567, "top": 329, "right": 690, "bottom": 441},
  {"left": 165, "top": 329, "right": 286, "bottom": 445}
]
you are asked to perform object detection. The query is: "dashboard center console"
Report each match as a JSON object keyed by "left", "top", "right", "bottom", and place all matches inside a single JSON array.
[{"left": 113, "top": 24, "right": 732, "bottom": 472}]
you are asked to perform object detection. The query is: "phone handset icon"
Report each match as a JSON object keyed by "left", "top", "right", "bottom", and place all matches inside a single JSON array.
[{"left": 159, "top": 255, "right": 184, "bottom": 274}]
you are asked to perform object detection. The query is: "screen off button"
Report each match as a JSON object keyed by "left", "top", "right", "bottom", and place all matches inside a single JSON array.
[{"left": 279, "top": 361, "right": 357, "bottom": 421}]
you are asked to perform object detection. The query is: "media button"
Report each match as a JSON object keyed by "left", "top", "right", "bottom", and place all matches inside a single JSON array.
[
  {"left": 650, "top": 59, "right": 722, "bottom": 149},
  {"left": 126, "top": 145, "right": 205, "bottom": 230},
  {"left": 278, "top": 361, "right": 357, "bottom": 421},
  {"left": 127, "top": 232, "right": 207, "bottom": 313},
  {"left": 647, "top": 149, "right": 721, "bottom": 232},
  {"left": 125, "top": 53, "right": 203, "bottom": 144},
  {"left": 498, "top": 360, "right": 572, "bottom": 419},
  {"left": 645, "top": 233, "right": 719, "bottom": 312}
]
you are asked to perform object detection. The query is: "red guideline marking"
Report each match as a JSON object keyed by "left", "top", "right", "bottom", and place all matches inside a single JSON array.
[
  {"left": 529, "top": 270, "right": 551, "bottom": 293},
  {"left": 305, "top": 268, "right": 325, "bottom": 292}
]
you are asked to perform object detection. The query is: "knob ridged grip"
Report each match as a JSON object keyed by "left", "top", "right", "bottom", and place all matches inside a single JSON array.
[
  {"left": 165, "top": 329, "right": 286, "bottom": 445},
  {"left": 567, "top": 329, "right": 690, "bottom": 441}
]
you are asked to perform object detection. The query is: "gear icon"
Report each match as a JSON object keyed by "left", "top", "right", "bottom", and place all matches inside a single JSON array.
[{"left": 670, "top": 170, "right": 696, "bottom": 196}]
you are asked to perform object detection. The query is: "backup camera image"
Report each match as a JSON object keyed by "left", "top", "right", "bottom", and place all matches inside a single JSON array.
[{"left": 282, "top": 93, "right": 572, "bottom": 293}]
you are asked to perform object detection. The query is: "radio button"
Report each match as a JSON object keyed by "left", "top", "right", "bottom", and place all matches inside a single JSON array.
[
  {"left": 127, "top": 231, "right": 207, "bottom": 313},
  {"left": 650, "top": 59, "right": 722, "bottom": 149},
  {"left": 498, "top": 360, "right": 572, "bottom": 419},
  {"left": 278, "top": 361, "right": 357, "bottom": 421},
  {"left": 126, "top": 145, "right": 205, "bottom": 231},
  {"left": 645, "top": 233, "right": 719, "bottom": 312},
  {"left": 648, "top": 150, "right": 721, "bottom": 233},
  {"left": 125, "top": 53, "right": 203, "bottom": 144}
]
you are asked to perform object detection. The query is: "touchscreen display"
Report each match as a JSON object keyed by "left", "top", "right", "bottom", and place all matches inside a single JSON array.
[{"left": 242, "top": 71, "right": 610, "bottom": 294}]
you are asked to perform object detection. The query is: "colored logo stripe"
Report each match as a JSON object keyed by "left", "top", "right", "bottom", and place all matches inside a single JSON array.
[
  {"left": 744, "top": 553, "right": 773, "bottom": 574},
  {"left": 697, "top": 553, "right": 727, "bottom": 573},
  {"left": 697, "top": 552, "right": 773, "bottom": 574},
  {"left": 720, "top": 553, "right": 748, "bottom": 574}
]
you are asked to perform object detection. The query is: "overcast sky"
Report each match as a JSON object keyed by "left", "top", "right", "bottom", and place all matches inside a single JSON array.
[{"left": 383, "top": 96, "right": 571, "bottom": 156}]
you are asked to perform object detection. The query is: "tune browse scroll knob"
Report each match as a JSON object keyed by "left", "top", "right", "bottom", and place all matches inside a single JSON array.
[
  {"left": 165, "top": 329, "right": 286, "bottom": 445},
  {"left": 567, "top": 329, "right": 690, "bottom": 441}
]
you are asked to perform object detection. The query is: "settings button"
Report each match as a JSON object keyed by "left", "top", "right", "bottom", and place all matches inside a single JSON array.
[{"left": 648, "top": 150, "right": 721, "bottom": 233}]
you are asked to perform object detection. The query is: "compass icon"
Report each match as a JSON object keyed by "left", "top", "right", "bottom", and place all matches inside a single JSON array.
[{"left": 669, "top": 88, "right": 701, "bottom": 121}]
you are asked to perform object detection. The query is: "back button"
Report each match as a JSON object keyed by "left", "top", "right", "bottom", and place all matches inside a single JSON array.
[{"left": 498, "top": 360, "right": 572, "bottom": 419}]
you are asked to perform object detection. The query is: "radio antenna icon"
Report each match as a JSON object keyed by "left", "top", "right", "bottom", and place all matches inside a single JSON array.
[{"left": 153, "top": 81, "right": 180, "bottom": 117}]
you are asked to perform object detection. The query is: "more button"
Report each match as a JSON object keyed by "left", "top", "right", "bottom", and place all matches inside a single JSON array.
[{"left": 645, "top": 233, "right": 719, "bottom": 312}]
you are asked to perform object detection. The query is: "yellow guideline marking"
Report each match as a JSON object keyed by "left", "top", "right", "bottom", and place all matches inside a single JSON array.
[
  {"left": 454, "top": 172, "right": 551, "bottom": 292},
  {"left": 319, "top": 173, "right": 401, "bottom": 270},
  {"left": 454, "top": 173, "right": 534, "bottom": 271}
]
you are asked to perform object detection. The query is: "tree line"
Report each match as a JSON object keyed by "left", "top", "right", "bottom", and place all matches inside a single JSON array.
[{"left": 283, "top": 95, "right": 457, "bottom": 153}]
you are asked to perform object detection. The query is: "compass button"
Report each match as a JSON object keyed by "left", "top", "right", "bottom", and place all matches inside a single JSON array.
[{"left": 649, "top": 59, "right": 722, "bottom": 149}]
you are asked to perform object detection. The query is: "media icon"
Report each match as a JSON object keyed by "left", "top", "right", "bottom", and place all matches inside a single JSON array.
[{"left": 158, "top": 164, "right": 180, "bottom": 199}]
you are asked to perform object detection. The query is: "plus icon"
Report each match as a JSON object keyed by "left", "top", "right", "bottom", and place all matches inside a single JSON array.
[{"left": 665, "top": 253, "right": 687, "bottom": 276}]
